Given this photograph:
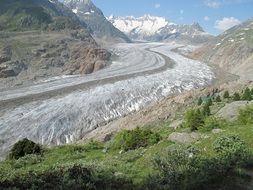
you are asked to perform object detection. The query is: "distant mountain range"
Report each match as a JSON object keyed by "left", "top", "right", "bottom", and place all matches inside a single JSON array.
[
  {"left": 192, "top": 18, "right": 253, "bottom": 81},
  {"left": 64, "top": 0, "right": 131, "bottom": 43},
  {"left": 108, "top": 15, "right": 213, "bottom": 44}
]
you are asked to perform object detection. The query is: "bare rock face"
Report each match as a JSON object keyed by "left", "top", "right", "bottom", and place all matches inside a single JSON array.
[
  {"left": 0, "top": 60, "right": 27, "bottom": 78},
  {"left": 70, "top": 46, "right": 111, "bottom": 74},
  {"left": 0, "top": 30, "right": 111, "bottom": 89},
  {"left": 0, "top": 46, "right": 12, "bottom": 64}
]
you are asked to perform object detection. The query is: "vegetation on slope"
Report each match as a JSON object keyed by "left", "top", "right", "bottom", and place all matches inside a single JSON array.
[
  {"left": 0, "top": 0, "right": 85, "bottom": 31},
  {"left": 1, "top": 87, "right": 253, "bottom": 189}
]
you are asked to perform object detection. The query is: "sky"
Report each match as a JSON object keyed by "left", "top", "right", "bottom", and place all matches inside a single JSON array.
[{"left": 90, "top": 0, "right": 253, "bottom": 35}]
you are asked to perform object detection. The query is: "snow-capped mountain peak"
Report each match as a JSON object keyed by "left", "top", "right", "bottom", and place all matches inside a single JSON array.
[
  {"left": 108, "top": 15, "right": 174, "bottom": 35},
  {"left": 108, "top": 15, "right": 213, "bottom": 44},
  {"left": 64, "top": 0, "right": 131, "bottom": 42}
]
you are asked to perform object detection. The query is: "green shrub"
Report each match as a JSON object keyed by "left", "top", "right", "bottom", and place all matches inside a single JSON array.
[
  {"left": 84, "top": 140, "right": 104, "bottom": 151},
  {"left": 242, "top": 87, "right": 252, "bottom": 101},
  {"left": 215, "top": 95, "right": 221, "bottom": 102},
  {"left": 112, "top": 127, "right": 161, "bottom": 151},
  {"left": 223, "top": 91, "right": 230, "bottom": 99},
  {"left": 238, "top": 105, "right": 253, "bottom": 124},
  {"left": 9, "top": 138, "right": 42, "bottom": 160},
  {"left": 206, "top": 98, "right": 213, "bottom": 106},
  {"left": 202, "top": 117, "right": 224, "bottom": 132},
  {"left": 0, "top": 165, "right": 134, "bottom": 190},
  {"left": 233, "top": 92, "right": 241, "bottom": 101},
  {"left": 202, "top": 103, "right": 211, "bottom": 116},
  {"left": 213, "top": 135, "right": 250, "bottom": 167},
  {"left": 197, "top": 97, "right": 203, "bottom": 106},
  {"left": 184, "top": 109, "right": 204, "bottom": 131},
  {"left": 149, "top": 141, "right": 251, "bottom": 190}
]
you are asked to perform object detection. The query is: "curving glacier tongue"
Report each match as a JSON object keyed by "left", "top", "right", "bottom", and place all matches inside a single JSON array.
[{"left": 0, "top": 43, "right": 214, "bottom": 158}]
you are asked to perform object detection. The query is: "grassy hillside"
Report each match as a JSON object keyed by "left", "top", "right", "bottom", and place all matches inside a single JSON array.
[
  {"left": 1, "top": 87, "right": 253, "bottom": 189},
  {"left": 0, "top": 0, "right": 85, "bottom": 31}
]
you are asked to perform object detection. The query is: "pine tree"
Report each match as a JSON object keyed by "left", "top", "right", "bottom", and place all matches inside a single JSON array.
[
  {"left": 206, "top": 98, "right": 213, "bottom": 106},
  {"left": 198, "top": 97, "right": 203, "bottom": 106},
  {"left": 242, "top": 87, "right": 252, "bottom": 101},
  {"left": 215, "top": 95, "right": 221, "bottom": 102},
  {"left": 233, "top": 92, "right": 241, "bottom": 101},
  {"left": 185, "top": 109, "right": 204, "bottom": 131},
  {"left": 251, "top": 88, "right": 253, "bottom": 95},
  {"left": 203, "top": 103, "right": 211, "bottom": 116},
  {"left": 223, "top": 91, "right": 230, "bottom": 99}
]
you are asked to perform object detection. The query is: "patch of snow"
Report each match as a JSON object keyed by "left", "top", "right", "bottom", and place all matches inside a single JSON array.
[
  {"left": 72, "top": 9, "right": 78, "bottom": 14},
  {"left": 84, "top": 12, "right": 90, "bottom": 15}
]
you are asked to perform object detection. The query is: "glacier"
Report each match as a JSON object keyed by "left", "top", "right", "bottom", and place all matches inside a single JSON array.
[{"left": 0, "top": 42, "right": 214, "bottom": 159}]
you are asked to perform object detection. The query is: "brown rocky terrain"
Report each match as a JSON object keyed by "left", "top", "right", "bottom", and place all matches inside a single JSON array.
[{"left": 0, "top": 30, "right": 111, "bottom": 89}]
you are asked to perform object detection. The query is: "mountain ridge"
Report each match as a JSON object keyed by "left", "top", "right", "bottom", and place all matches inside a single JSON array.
[
  {"left": 64, "top": 0, "right": 131, "bottom": 43},
  {"left": 108, "top": 15, "right": 213, "bottom": 44},
  {"left": 0, "top": 0, "right": 89, "bottom": 31},
  {"left": 192, "top": 18, "right": 253, "bottom": 81}
]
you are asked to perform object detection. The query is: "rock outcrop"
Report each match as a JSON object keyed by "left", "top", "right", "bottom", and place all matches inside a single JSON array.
[{"left": 0, "top": 30, "right": 111, "bottom": 89}]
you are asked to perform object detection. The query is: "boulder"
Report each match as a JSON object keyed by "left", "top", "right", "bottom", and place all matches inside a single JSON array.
[
  {"left": 169, "top": 120, "right": 183, "bottom": 129},
  {"left": 212, "top": 128, "right": 224, "bottom": 134},
  {"left": 0, "top": 60, "right": 26, "bottom": 78},
  {"left": 94, "top": 60, "right": 106, "bottom": 72},
  {"left": 216, "top": 101, "right": 253, "bottom": 121},
  {"left": 0, "top": 46, "right": 12, "bottom": 64},
  {"left": 168, "top": 132, "right": 201, "bottom": 144}
]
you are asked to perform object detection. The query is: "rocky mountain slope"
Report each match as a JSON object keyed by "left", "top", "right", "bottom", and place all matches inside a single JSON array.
[
  {"left": 108, "top": 15, "right": 213, "bottom": 44},
  {"left": 0, "top": 0, "right": 111, "bottom": 89},
  {"left": 0, "top": 0, "right": 88, "bottom": 31},
  {"left": 64, "top": 0, "right": 131, "bottom": 43},
  {"left": 192, "top": 18, "right": 253, "bottom": 81}
]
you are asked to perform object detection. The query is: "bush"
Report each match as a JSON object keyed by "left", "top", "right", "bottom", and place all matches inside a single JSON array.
[
  {"left": 206, "top": 99, "right": 213, "bottom": 106},
  {"left": 184, "top": 109, "right": 204, "bottom": 131},
  {"left": 0, "top": 165, "right": 134, "bottom": 190},
  {"left": 112, "top": 127, "right": 161, "bottom": 151},
  {"left": 223, "top": 91, "right": 230, "bottom": 99},
  {"left": 9, "top": 138, "right": 42, "bottom": 160},
  {"left": 242, "top": 87, "right": 252, "bottom": 101},
  {"left": 202, "top": 103, "right": 211, "bottom": 117},
  {"left": 215, "top": 95, "right": 221, "bottom": 102},
  {"left": 202, "top": 117, "right": 224, "bottom": 132},
  {"left": 238, "top": 105, "right": 253, "bottom": 124},
  {"left": 149, "top": 141, "right": 251, "bottom": 190},
  {"left": 233, "top": 92, "right": 241, "bottom": 101},
  {"left": 213, "top": 135, "right": 250, "bottom": 167},
  {"left": 197, "top": 97, "right": 203, "bottom": 106}
]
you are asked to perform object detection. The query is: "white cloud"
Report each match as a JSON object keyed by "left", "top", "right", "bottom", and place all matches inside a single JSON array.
[
  {"left": 215, "top": 17, "right": 241, "bottom": 30},
  {"left": 204, "top": 0, "right": 221, "bottom": 8},
  {"left": 155, "top": 4, "right": 161, "bottom": 9},
  {"left": 204, "top": 16, "right": 210, "bottom": 21},
  {"left": 180, "top": 9, "right": 184, "bottom": 14}
]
